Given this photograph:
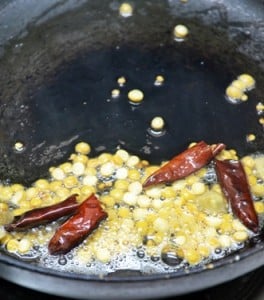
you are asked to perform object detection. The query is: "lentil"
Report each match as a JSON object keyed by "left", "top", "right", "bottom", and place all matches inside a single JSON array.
[
  {"left": 0, "top": 141, "right": 263, "bottom": 269},
  {"left": 259, "top": 117, "right": 264, "bottom": 125},
  {"left": 51, "top": 168, "right": 65, "bottom": 180},
  {"left": 173, "top": 24, "right": 189, "bottom": 39},
  {"left": 256, "top": 102, "right": 264, "bottom": 114},
  {"left": 150, "top": 116, "right": 165, "bottom": 131},
  {"left": 237, "top": 74, "right": 255, "bottom": 90},
  {"left": 128, "top": 89, "right": 144, "bottom": 103},
  {"left": 75, "top": 142, "right": 91, "bottom": 155},
  {"left": 13, "top": 142, "right": 25, "bottom": 152},
  {"left": 111, "top": 89, "right": 120, "bottom": 98},
  {"left": 246, "top": 134, "right": 256, "bottom": 142},
  {"left": 225, "top": 86, "right": 244, "bottom": 100},
  {"left": 154, "top": 75, "right": 164, "bottom": 86},
  {"left": 117, "top": 76, "right": 126, "bottom": 86},
  {"left": 119, "top": 3, "right": 133, "bottom": 18},
  {"left": 225, "top": 74, "right": 256, "bottom": 102}
]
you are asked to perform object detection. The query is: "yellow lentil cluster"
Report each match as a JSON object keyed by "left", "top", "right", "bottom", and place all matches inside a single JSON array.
[
  {"left": 0, "top": 142, "right": 263, "bottom": 267},
  {"left": 225, "top": 74, "right": 255, "bottom": 103}
]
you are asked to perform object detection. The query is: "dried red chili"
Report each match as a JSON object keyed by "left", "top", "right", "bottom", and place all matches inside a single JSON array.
[
  {"left": 48, "top": 193, "right": 108, "bottom": 255},
  {"left": 5, "top": 194, "right": 79, "bottom": 232},
  {"left": 215, "top": 159, "right": 259, "bottom": 233},
  {"left": 143, "top": 141, "right": 225, "bottom": 187}
]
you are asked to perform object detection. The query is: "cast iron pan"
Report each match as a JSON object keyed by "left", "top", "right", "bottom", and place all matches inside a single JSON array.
[{"left": 0, "top": 0, "right": 264, "bottom": 299}]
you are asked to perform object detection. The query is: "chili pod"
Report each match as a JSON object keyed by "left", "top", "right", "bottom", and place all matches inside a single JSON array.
[
  {"left": 143, "top": 141, "right": 225, "bottom": 187},
  {"left": 215, "top": 159, "right": 259, "bottom": 233},
  {"left": 48, "top": 194, "right": 108, "bottom": 255},
  {"left": 5, "top": 194, "right": 79, "bottom": 232}
]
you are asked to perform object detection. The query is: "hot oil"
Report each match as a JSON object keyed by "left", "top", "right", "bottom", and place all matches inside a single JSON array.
[
  {"left": 34, "top": 240, "right": 186, "bottom": 275},
  {"left": 28, "top": 44, "right": 261, "bottom": 163}
]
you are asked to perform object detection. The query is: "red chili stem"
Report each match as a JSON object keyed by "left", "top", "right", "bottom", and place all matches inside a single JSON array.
[
  {"left": 143, "top": 141, "right": 225, "bottom": 187},
  {"left": 215, "top": 159, "right": 259, "bottom": 233},
  {"left": 5, "top": 194, "right": 79, "bottom": 232},
  {"left": 212, "top": 143, "right": 226, "bottom": 156},
  {"left": 48, "top": 194, "right": 108, "bottom": 255}
]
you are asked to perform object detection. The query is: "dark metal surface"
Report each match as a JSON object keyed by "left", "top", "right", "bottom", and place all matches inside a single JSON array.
[
  {"left": 1, "top": 266, "right": 264, "bottom": 300},
  {"left": 0, "top": 0, "right": 263, "bottom": 298}
]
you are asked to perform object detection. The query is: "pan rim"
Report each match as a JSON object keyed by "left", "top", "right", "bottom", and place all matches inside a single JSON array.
[{"left": 0, "top": 244, "right": 264, "bottom": 299}]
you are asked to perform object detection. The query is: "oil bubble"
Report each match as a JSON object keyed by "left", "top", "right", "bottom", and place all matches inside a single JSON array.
[
  {"left": 161, "top": 245, "right": 182, "bottom": 266},
  {"left": 58, "top": 256, "right": 67, "bottom": 266},
  {"left": 136, "top": 249, "right": 145, "bottom": 259},
  {"left": 214, "top": 248, "right": 222, "bottom": 255},
  {"left": 151, "top": 255, "right": 160, "bottom": 262}
]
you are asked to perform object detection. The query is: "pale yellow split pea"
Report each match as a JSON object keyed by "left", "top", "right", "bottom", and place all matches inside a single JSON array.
[
  {"left": 237, "top": 74, "right": 255, "bottom": 90},
  {"left": 246, "top": 134, "right": 256, "bottom": 142},
  {"left": 151, "top": 117, "right": 165, "bottom": 131},
  {"left": 14, "top": 142, "right": 24, "bottom": 152},
  {"left": 259, "top": 117, "right": 264, "bottom": 125},
  {"left": 75, "top": 142, "right": 91, "bottom": 155},
  {"left": 256, "top": 102, "right": 264, "bottom": 113},
  {"left": 111, "top": 89, "right": 120, "bottom": 98},
  {"left": 128, "top": 89, "right": 144, "bottom": 103},
  {"left": 119, "top": 3, "right": 133, "bottom": 17},
  {"left": 154, "top": 75, "right": 164, "bottom": 86},
  {"left": 174, "top": 24, "right": 189, "bottom": 39},
  {"left": 225, "top": 73, "right": 256, "bottom": 102},
  {"left": 225, "top": 86, "right": 244, "bottom": 100},
  {"left": 117, "top": 76, "right": 126, "bottom": 86}
]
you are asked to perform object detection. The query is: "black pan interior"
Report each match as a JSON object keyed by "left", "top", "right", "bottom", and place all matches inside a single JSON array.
[{"left": 0, "top": 0, "right": 263, "bottom": 286}]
